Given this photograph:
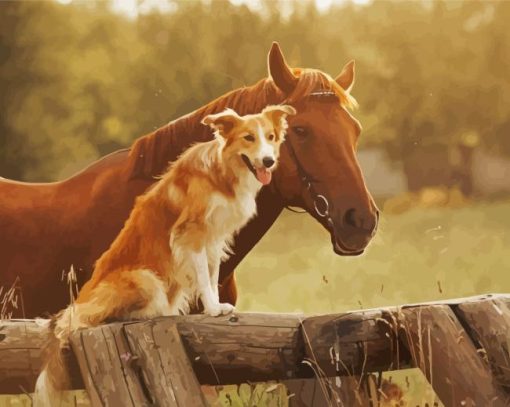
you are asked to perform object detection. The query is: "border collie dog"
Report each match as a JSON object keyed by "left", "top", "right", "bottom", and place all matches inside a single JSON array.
[{"left": 34, "top": 104, "right": 295, "bottom": 405}]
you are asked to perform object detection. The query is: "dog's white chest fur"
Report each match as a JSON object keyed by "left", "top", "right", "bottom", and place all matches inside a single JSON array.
[{"left": 206, "top": 176, "right": 259, "bottom": 239}]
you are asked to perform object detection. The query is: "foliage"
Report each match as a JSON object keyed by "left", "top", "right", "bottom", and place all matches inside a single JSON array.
[{"left": 1, "top": 1, "right": 509, "bottom": 181}]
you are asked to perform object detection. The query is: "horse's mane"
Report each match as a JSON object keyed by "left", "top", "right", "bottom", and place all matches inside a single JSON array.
[{"left": 127, "top": 69, "right": 356, "bottom": 179}]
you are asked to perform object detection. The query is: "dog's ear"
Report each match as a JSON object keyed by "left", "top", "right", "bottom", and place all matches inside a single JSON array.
[
  {"left": 201, "top": 109, "right": 241, "bottom": 137},
  {"left": 263, "top": 104, "right": 296, "bottom": 119},
  {"left": 262, "top": 105, "right": 296, "bottom": 140}
]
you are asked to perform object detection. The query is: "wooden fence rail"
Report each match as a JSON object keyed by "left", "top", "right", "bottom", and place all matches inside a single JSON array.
[{"left": 1, "top": 294, "right": 510, "bottom": 406}]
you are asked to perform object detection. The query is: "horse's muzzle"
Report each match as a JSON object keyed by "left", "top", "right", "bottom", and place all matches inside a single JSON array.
[{"left": 330, "top": 207, "right": 379, "bottom": 256}]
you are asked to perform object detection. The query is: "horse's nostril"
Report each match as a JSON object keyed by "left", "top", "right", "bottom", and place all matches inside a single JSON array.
[
  {"left": 262, "top": 157, "right": 275, "bottom": 168},
  {"left": 343, "top": 208, "right": 379, "bottom": 233},
  {"left": 343, "top": 208, "right": 359, "bottom": 228}
]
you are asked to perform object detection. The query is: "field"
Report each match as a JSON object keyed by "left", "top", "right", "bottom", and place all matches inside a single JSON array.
[
  {"left": 236, "top": 200, "right": 510, "bottom": 314},
  {"left": 1, "top": 200, "right": 509, "bottom": 406}
]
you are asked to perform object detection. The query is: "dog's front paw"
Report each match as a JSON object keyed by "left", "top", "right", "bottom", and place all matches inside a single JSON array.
[
  {"left": 218, "top": 302, "right": 235, "bottom": 315},
  {"left": 204, "top": 302, "right": 235, "bottom": 317}
]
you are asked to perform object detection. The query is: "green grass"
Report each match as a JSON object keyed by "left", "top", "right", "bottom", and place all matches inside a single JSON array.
[
  {"left": 2, "top": 201, "right": 509, "bottom": 406},
  {"left": 236, "top": 200, "right": 510, "bottom": 314}
]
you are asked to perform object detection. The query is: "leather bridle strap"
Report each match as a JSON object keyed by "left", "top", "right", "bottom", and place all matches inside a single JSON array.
[{"left": 284, "top": 136, "right": 334, "bottom": 231}]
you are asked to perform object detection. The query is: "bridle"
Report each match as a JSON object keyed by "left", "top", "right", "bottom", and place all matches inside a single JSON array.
[
  {"left": 282, "top": 90, "right": 338, "bottom": 233},
  {"left": 284, "top": 131, "right": 335, "bottom": 232}
]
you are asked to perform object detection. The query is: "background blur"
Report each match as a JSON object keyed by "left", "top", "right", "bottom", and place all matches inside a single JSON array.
[{"left": 1, "top": 0, "right": 510, "bottom": 314}]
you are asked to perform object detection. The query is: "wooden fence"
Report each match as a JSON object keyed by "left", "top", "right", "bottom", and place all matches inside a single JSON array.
[{"left": 1, "top": 294, "right": 510, "bottom": 406}]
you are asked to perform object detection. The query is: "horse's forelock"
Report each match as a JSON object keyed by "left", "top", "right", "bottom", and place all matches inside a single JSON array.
[{"left": 286, "top": 69, "right": 358, "bottom": 110}]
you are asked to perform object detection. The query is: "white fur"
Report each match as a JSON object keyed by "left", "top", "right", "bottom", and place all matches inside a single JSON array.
[
  {"left": 254, "top": 121, "right": 276, "bottom": 165},
  {"left": 34, "top": 370, "right": 62, "bottom": 407}
]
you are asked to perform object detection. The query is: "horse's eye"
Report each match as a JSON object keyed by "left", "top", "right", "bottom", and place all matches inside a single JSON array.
[
  {"left": 244, "top": 134, "right": 255, "bottom": 142},
  {"left": 292, "top": 126, "right": 309, "bottom": 138},
  {"left": 268, "top": 134, "right": 275, "bottom": 141}
]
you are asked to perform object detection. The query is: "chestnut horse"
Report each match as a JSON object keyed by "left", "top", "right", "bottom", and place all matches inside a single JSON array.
[{"left": 0, "top": 43, "right": 378, "bottom": 318}]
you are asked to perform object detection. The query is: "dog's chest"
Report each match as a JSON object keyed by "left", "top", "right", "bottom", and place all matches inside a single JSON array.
[{"left": 207, "top": 189, "right": 258, "bottom": 237}]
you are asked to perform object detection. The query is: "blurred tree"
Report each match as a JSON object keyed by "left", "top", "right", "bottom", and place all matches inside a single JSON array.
[{"left": 0, "top": 0, "right": 509, "bottom": 187}]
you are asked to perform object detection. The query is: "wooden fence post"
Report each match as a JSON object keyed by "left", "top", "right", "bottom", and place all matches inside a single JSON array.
[
  {"left": 397, "top": 304, "right": 508, "bottom": 406},
  {"left": 0, "top": 319, "right": 46, "bottom": 394},
  {"left": 70, "top": 323, "right": 150, "bottom": 406},
  {"left": 123, "top": 319, "right": 208, "bottom": 407},
  {"left": 454, "top": 297, "right": 510, "bottom": 395}
]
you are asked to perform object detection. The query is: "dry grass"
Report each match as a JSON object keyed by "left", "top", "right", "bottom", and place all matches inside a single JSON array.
[{"left": 1, "top": 277, "right": 24, "bottom": 320}]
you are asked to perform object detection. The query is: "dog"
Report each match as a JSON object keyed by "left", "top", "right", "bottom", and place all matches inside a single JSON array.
[{"left": 33, "top": 104, "right": 295, "bottom": 405}]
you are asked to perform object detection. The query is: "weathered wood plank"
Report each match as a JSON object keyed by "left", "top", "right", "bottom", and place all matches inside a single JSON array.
[
  {"left": 176, "top": 312, "right": 304, "bottom": 384},
  {"left": 398, "top": 304, "right": 508, "bottom": 406},
  {"left": 0, "top": 319, "right": 47, "bottom": 394},
  {"left": 454, "top": 298, "right": 510, "bottom": 393},
  {"left": 107, "top": 323, "right": 151, "bottom": 405},
  {"left": 177, "top": 312, "right": 303, "bottom": 327},
  {"left": 69, "top": 323, "right": 150, "bottom": 407},
  {"left": 0, "top": 319, "right": 84, "bottom": 395},
  {"left": 70, "top": 328, "right": 104, "bottom": 406},
  {"left": 151, "top": 322, "right": 208, "bottom": 406},
  {"left": 301, "top": 309, "right": 411, "bottom": 377},
  {"left": 124, "top": 319, "right": 207, "bottom": 407}
]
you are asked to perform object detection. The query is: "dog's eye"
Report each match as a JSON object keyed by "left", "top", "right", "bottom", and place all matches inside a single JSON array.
[
  {"left": 268, "top": 134, "right": 275, "bottom": 141},
  {"left": 292, "top": 126, "right": 309, "bottom": 139},
  {"left": 244, "top": 134, "right": 255, "bottom": 142}
]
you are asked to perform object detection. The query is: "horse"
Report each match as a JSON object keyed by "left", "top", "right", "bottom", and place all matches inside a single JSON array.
[{"left": 0, "top": 42, "right": 379, "bottom": 318}]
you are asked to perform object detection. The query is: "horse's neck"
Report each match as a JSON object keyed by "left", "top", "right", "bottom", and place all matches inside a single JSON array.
[{"left": 128, "top": 79, "right": 283, "bottom": 179}]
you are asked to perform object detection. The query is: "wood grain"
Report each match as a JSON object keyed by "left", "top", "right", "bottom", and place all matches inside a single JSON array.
[
  {"left": 398, "top": 304, "right": 507, "bottom": 406},
  {"left": 124, "top": 319, "right": 207, "bottom": 407}
]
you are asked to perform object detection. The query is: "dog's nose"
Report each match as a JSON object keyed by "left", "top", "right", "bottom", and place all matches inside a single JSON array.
[{"left": 262, "top": 157, "right": 275, "bottom": 168}]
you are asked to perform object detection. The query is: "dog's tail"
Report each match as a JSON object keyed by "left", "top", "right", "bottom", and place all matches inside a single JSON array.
[
  {"left": 33, "top": 306, "right": 86, "bottom": 406},
  {"left": 33, "top": 274, "right": 156, "bottom": 405},
  {"left": 33, "top": 280, "right": 136, "bottom": 405}
]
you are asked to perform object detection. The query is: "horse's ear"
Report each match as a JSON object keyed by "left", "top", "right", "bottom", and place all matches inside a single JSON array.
[
  {"left": 268, "top": 42, "right": 298, "bottom": 94},
  {"left": 201, "top": 109, "right": 241, "bottom": 137},
  {"left": 335, "top": 60, "right": 355, "bottom": 92}
]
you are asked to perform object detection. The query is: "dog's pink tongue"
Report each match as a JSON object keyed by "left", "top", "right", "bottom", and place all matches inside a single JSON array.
[{"left": 256, "top": 168, "right": 272, "bottom": 185}]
